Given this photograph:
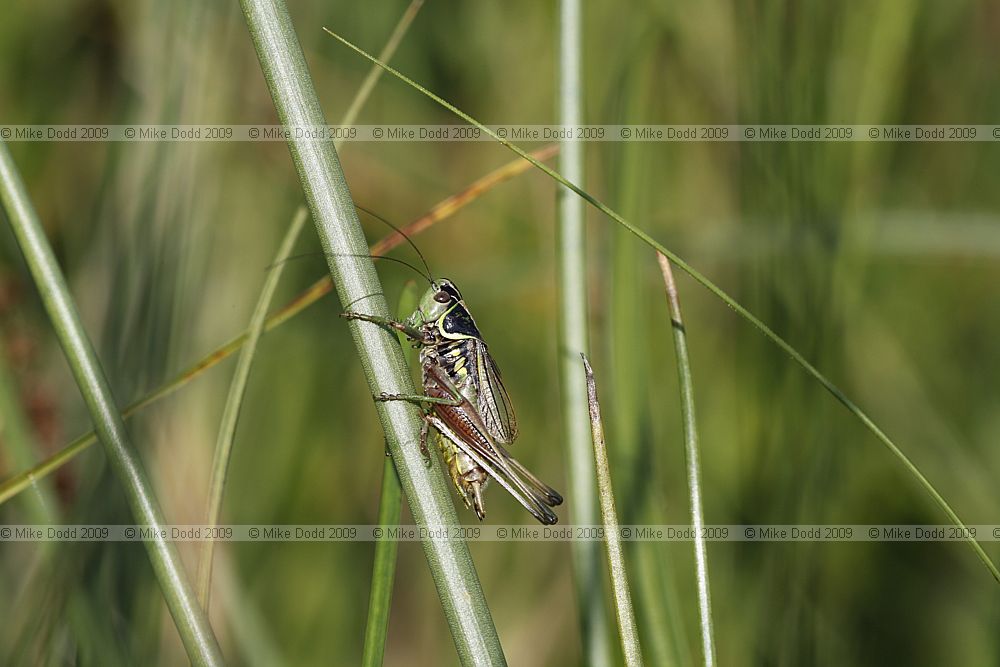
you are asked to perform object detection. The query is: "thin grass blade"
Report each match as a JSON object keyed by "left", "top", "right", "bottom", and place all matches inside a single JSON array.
[
  {"left": 657, "top": 253, "right": 716, "bottom": 666},
  {"left": 582, "top": 354, "right": 644, "bottom": 667},
  {"left": 280, "top": 0, "right": 426, "bottom": 270},
  {"left": 196, "top": 207, "right": 308, "bottom": 609},
  {"left": 361, "top": 281, "right": 418, "bottom": 667},
  {"left": 338, "top": 0, "right": 424, "bottom": 132}
]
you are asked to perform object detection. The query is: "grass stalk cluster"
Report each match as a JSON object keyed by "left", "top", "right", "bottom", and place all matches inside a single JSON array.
[{"left": 0, "top": 142, "right": 224, "bottom": 665}]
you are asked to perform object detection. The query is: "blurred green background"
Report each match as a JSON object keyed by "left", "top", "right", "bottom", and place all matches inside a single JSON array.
[{"left": 2, "top": 0, "right": 999, "bottom": 665}]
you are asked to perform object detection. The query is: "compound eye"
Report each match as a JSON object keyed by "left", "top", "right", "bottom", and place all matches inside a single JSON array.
[{"left": 433, "top": 290, "right": 451, "bottom": 304}]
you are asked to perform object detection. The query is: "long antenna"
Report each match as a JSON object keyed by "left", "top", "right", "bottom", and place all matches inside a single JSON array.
[
  {"left": 342, "top": 290, "right": 388, "bottom": 311},
  {"left": 267, "top": 252, "right": 432, "bottom": 284},
  {"left": 354, "top": 203, "right": 434, "bottom": 282}
]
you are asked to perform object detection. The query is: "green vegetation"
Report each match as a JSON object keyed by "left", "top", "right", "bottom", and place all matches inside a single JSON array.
[{"left": 2, "top": 2, "right": 998, "bottom": 665}]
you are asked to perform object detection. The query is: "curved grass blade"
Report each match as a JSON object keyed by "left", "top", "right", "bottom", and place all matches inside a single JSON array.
[
  {"left": 657, "top": 253, "right": 716, "bottom": 666},
  {"left": 582, "top": 355, "right": 644, "bottom": 667},
  {"left": 0, "top": 142, "right": 225, "bottom": 666},
  {"left": 196, "top": 207, "right": 307, "bottom": 609},
  {"left": 361, "top": 282, "right": 417, "bottom": 667},
  {"left": 240, "top": 0, "right": 506, "bottom": 663},
  {"left": 0, "top": 145, "right": 556, "bottom": 508},
  {"left": 320, "top": 29, "right": 1000, "bottom": 582}
]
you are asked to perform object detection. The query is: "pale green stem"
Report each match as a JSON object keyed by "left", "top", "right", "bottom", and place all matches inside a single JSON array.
[
  {"left": 583, "top": 354, "right": 644, "bottom": 667},
  {"left": 657, "top": 253, "right": 716, "bottom": 666},
  {"left": 557, "top": 2, "right": 612, "bottom": 665}
]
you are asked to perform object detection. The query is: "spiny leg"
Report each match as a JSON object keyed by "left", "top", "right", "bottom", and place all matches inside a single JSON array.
[
  {"left": 374, "top": 392, "right": 464, "bottom": 406},
  {"left": 341, "top": 311, "right": 423, "bottom": 340},
  {"left": 374, "top": 397, "right": 437, "bottom": 466},
  {"left": 374, "top": 358, "right": 468, "bottom": 466},
  {"left": 423, "top": 362, "right": 474, "bottom": 405},
  {"left": 419, "top": 417, "right": 431, "bottom": 464},
  {"left": 375, "top": 361, "right": 472, "bottom": 408}
]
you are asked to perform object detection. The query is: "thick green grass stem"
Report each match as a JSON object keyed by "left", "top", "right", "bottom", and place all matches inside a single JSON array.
[
  {"left": 361, "top": 283, "right": 417, "bottom": 667},
  {"left": 240, "top": 4, "right": 506, "bottom": 665},
  {"left": 321, "top": 29, "right": 1000, "bottom": 583},
  {"left": 582, "top": 355, "right": 644, "bottom": 667},
  {"left": 197, "top": 207, "right": 307, "bottom": 609},
  {"left": 557, "top": 2, "right": 613, "bottom": 666},
  {"left": 657, "top": 253, "right": 717, "bottom": 666},
  {"left": 0, "top": 142, "right": 225, "bottom": 665}
]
